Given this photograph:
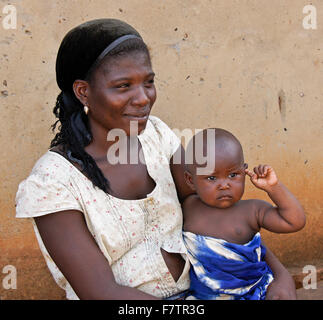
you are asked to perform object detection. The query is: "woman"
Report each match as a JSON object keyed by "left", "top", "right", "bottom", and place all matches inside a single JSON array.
[{"left": 16, "top": 18, "right": 296, "bottom": 300}]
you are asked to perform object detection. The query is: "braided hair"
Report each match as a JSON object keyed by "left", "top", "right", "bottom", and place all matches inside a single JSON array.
[{"left": 50, "top": 19, "right": 150, "bottom": 193}]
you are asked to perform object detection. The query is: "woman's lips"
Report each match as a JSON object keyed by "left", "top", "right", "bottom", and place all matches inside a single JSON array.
[{"left": 123, "top": 113, "right": 149, "bottom": 121}]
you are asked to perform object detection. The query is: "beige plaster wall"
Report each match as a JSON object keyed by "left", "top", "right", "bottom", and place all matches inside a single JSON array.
[{"left": 0, "top": 0, "right": 322, "bottom": 299}]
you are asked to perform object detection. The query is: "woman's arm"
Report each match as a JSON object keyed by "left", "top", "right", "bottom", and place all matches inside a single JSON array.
[
  {"left": 170, "top": 145, "right": 195, "bottom": 203},
  {"left": 35, "top": 210, "right": 158, "bottom": 300},
  {"left": 264, "top": 245, "right": 296, "bottom": 300}
]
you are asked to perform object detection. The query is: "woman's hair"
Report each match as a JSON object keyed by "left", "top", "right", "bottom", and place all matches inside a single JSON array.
[{"left": 50, "top": 19, "right": 150, "bottom": 193}]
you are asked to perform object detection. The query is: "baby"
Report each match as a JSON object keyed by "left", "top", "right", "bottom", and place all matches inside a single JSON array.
[{"left": 182, "top": 128, "right": 306, "bottom": 300}]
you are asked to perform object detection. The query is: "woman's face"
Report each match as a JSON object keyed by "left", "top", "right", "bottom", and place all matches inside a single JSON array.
[{"left": 85, "top": 51, "right": 156, "bottom": 136}]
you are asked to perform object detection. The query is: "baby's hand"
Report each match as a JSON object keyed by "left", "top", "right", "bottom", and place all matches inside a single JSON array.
[{"left": 245, "top": 165, "right": 278, "bottom": 191}]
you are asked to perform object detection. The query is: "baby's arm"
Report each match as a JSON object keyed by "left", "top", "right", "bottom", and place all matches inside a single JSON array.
[{"left": 245, "top": 165, "right": 306, "bottom": 233}]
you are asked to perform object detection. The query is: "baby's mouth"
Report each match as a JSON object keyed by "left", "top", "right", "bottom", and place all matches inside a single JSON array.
[{"left": 217, "top": 195, "right": 232, "bottom": 200}]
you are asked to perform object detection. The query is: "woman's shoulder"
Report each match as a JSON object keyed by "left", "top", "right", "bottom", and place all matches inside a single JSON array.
[
  {"left": 146, "top": 115, "right": 180, "bottom": 159},
  {"left": 16, "top": 146, "right": 85, "bottom": 218},
  {"left": 29, "top": 147, "right": 76, "bottom": 182}
]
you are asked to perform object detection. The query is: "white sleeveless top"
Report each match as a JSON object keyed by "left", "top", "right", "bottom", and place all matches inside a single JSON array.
[{"left": 15, "top": 116, "right": 190, "bottom": 299}]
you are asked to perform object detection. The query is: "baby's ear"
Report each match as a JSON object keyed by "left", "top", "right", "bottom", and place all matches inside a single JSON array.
[
  {"left": 243, "top": 163, "right": 248, "bottom": 170},
  {"left": 184, "top": 171, "right": 196, "bottom": 191}
]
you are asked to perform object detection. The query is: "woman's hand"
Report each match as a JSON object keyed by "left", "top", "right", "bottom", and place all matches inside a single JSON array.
[
  {"left": 264, "top": 244, "right": 297, "bottom": 300},
  {"left": 266, "top": 271, "right": 297, "bottom": 300}
]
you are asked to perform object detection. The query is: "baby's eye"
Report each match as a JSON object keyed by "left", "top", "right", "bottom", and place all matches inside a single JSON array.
[
  {"left": 207, "top": 176, "right": 216, "bottom": 181},
  {"left": 228, "top": 173, "right": 238, "bottom": 178}
]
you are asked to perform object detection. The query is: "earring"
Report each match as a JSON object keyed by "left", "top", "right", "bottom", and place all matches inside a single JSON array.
[{"left": 84, "top": 105, "right": 89, "bottom": 115}]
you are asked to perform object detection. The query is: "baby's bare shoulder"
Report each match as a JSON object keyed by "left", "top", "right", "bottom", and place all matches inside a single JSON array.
[
  {"left": 239, "top": 199, "right": 273, "bottom": 231},
  {"left": 183, "top": 194, "right": 200, "bottom": 212},
  {"left": 241, "top": 199, "right": 273, "bottom": 211},
  {"left": 182, "top": 195, "right": 205, "bottom": 230}
]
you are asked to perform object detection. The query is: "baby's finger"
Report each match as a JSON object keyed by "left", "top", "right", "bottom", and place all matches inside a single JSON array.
[
  {"left": 263, "top": 165, "right": 271, "bottom": 176},
  {"left": 259, "top": 164, "right": 268, "bottom": 177},
  {"left": 254, "top": 166, "right": 261, "bottom": 177},
  {"left": 245, "top": 169, "right": 256, "bottom": 179}
]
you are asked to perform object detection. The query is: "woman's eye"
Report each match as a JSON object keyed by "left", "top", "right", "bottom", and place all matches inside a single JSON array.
[
  {"left": 229, "top": 173, "right": 238, "bottom": 178},
  {"left": 207, "top": 176, "right": 216, "bottom": 181},
  {"left": 145, "top": 79, "right": 155, "bottom": 87},
  {"left": 116, "top": 83, "right": 130, "bottom": 89}
]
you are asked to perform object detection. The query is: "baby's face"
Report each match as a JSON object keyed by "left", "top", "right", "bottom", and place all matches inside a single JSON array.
[{"left": 191, "top": 151, "right": 246, "bottom": 209}]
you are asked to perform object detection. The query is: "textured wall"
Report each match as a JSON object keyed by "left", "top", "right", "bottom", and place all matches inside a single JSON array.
[{"left": 0, "top": 0, "right": 322, "bottom": 299}]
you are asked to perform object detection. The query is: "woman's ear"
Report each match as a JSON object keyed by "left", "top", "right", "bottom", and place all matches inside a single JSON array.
[
  {"left": 73, "top": 79, "right": 90, "bottom": 106},
  {"left": 184, "top": 170, "right": 196, "bottom": 191}
]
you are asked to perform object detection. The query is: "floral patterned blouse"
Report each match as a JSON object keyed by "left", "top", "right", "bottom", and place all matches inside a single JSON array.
[{"left": 15, "top": 116, "right": 190, "bottom": 300}]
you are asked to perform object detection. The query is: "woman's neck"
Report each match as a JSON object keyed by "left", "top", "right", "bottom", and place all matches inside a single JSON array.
[{"left": 85, "top": 122, "right": 140, "bottom": 165}]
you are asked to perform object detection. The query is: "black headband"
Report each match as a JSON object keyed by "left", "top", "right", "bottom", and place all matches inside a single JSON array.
[
  {"left": 56, "top": 19, "right": 143, "bottom": 91},
  {"left": 88, "top": 34, "right": 142, "bottom": 75}
]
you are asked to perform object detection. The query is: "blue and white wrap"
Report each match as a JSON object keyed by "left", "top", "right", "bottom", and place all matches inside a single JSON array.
[{"left": 183, "top": 231, "right": 274, "bottom": 300}]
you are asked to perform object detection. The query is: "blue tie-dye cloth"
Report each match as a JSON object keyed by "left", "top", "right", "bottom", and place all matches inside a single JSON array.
[{"left": 183, "top": 231, "right": 274, "bottom": 300}]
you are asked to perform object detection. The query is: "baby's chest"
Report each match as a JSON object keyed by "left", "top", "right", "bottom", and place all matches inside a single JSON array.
[{"left": 197, "top": 208, "right": 256, "bottom": 244}]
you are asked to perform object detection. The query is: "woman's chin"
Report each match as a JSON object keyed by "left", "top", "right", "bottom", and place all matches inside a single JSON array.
[{"left": 124, "top": 116, "right": 149, "bottom": 136}]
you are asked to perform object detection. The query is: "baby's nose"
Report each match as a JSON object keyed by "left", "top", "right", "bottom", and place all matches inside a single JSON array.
[{"left": 218, "top": 180, "right": 230, "bottom": 189}]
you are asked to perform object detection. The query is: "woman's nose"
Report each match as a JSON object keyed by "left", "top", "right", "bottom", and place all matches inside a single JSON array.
[{"left": 132, "top": 85, "right": 150, "bottom": 107}]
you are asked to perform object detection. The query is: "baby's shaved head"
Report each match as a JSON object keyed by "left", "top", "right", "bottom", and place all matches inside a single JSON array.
[{"left": 185, "top": 128, "right": 244, "bottom": 175}]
